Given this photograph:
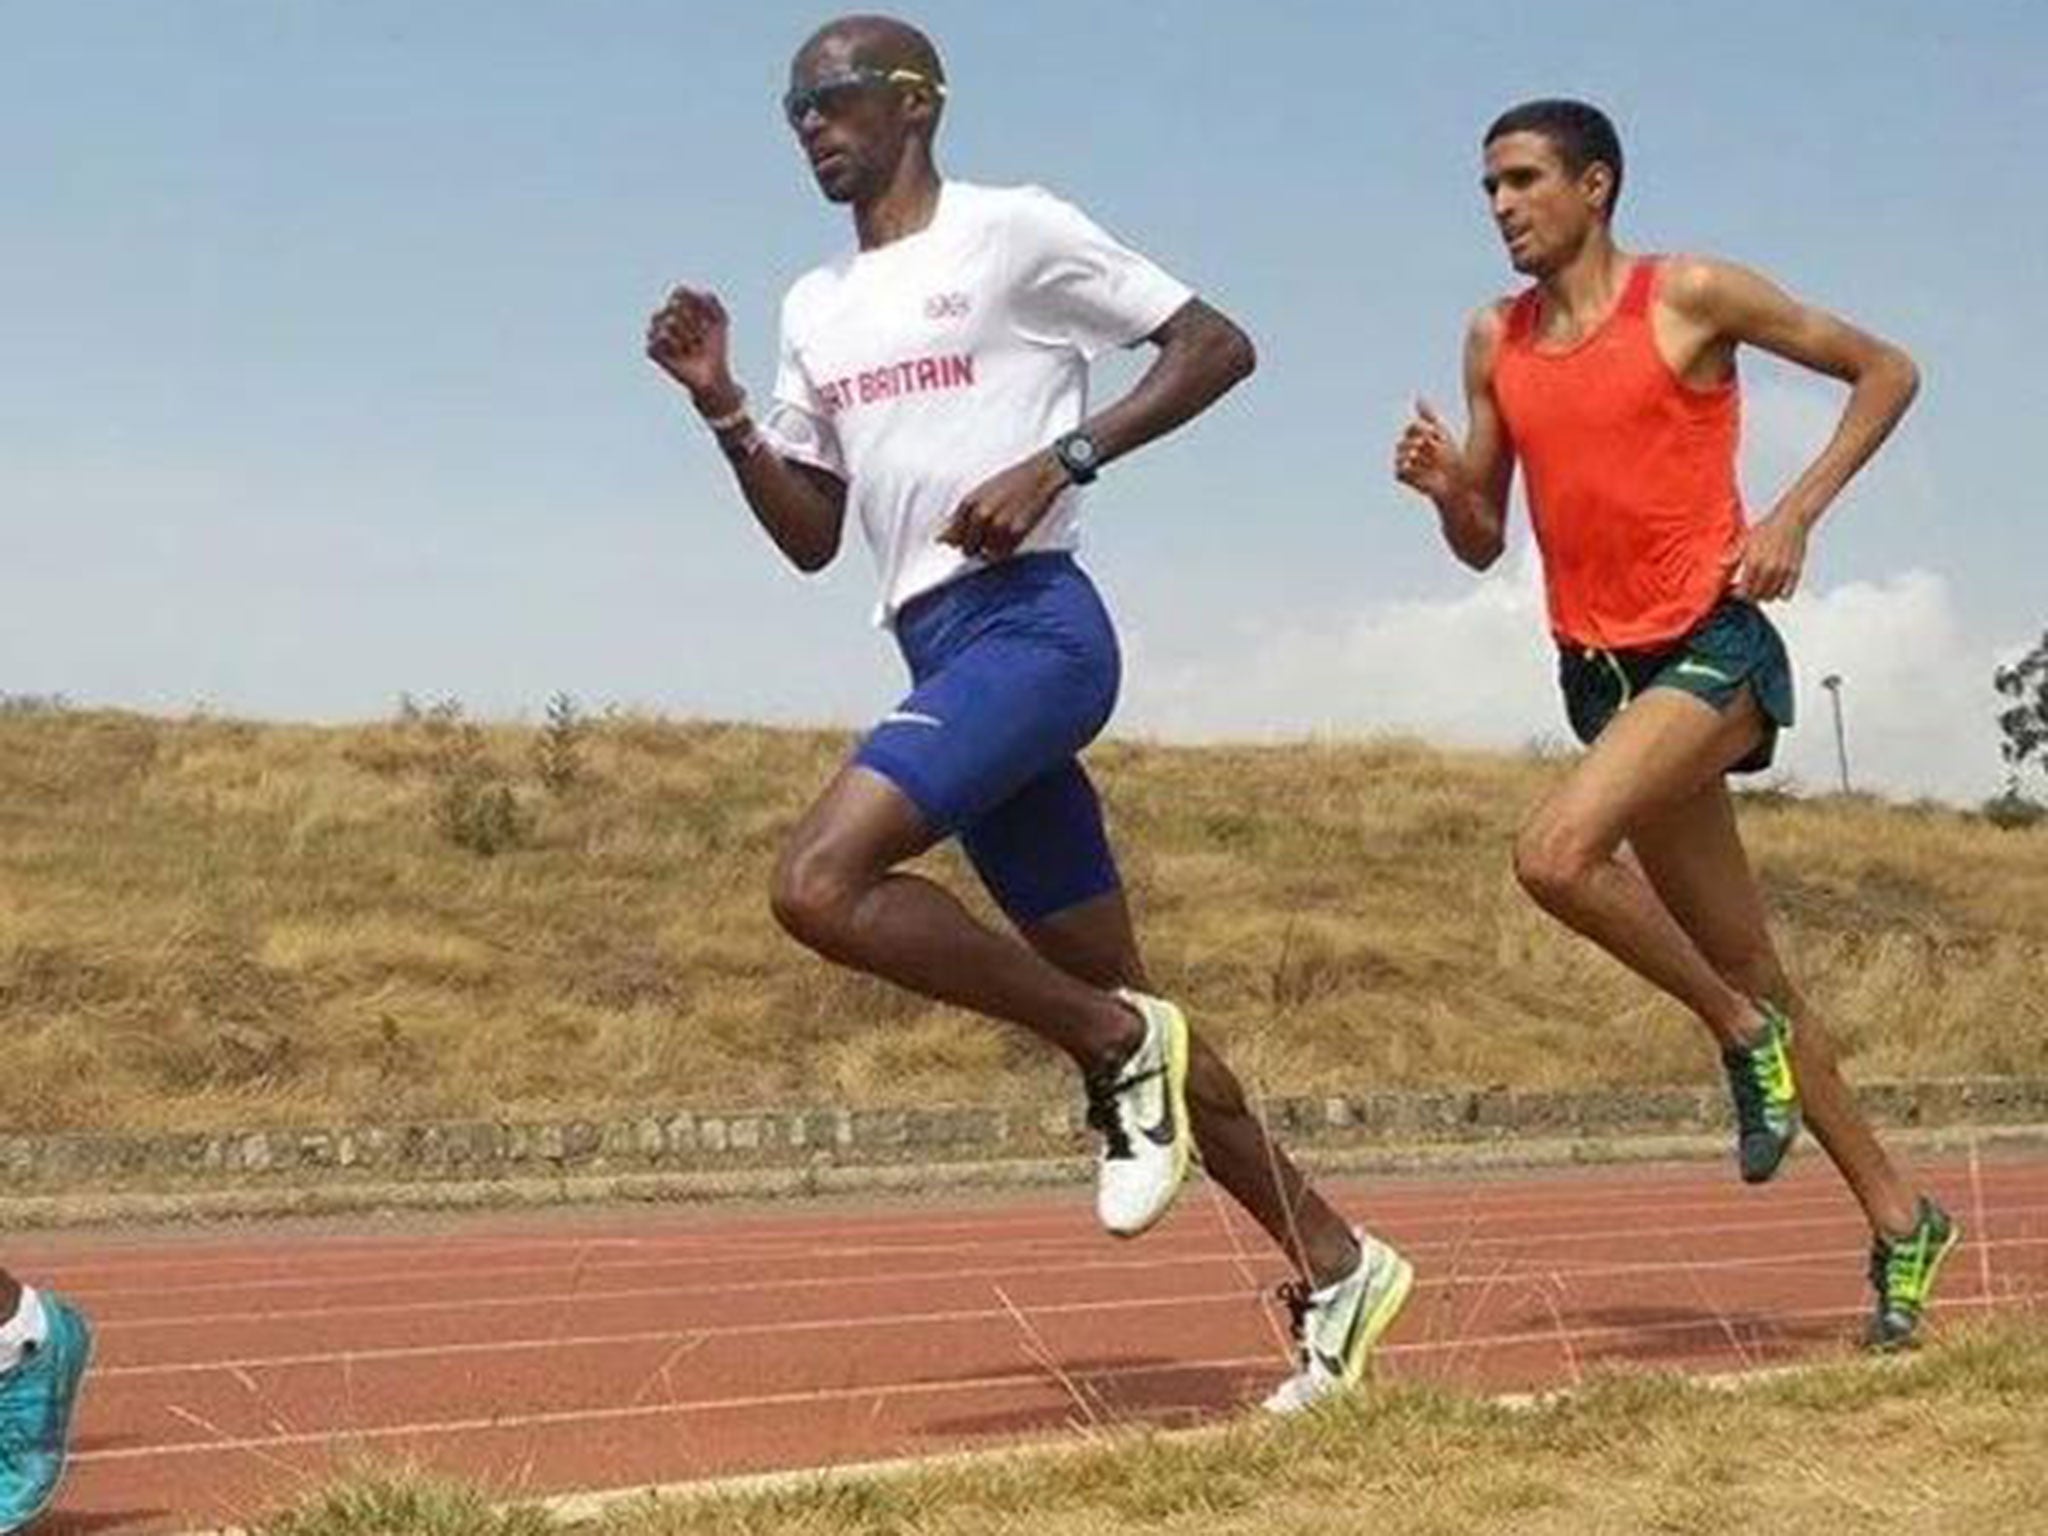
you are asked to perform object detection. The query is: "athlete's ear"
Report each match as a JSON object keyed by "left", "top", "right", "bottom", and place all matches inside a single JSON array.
[
  {"left": 1584, "top": 162, "right": 1615, "bottom": 216},
  {"left": 901, "top": 80, "right": 942, "bottom": 133}
]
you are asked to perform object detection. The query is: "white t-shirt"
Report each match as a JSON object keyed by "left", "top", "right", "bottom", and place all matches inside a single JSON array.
[{"left": 758, "top": 181, "right": 1194, "bottom": 625}]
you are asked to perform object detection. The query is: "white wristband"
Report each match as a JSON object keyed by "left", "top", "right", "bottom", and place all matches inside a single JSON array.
[{"left": 699, "top": 392, "right": 750, "bottom": 433}]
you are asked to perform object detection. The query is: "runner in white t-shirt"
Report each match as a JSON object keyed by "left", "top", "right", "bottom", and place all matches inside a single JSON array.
[{"left": 647, "top": 14, "right": 1410, "bottom": 1412}]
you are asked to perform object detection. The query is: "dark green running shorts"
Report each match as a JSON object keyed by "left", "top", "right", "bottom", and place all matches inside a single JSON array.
[{"left": 1557, "top": 598, "right": 1796, "bottom": 774}]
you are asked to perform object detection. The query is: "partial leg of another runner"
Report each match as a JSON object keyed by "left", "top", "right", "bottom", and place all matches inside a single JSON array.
[{"left": 0, "top": 1270, "right": 93, "bottom": 1535}]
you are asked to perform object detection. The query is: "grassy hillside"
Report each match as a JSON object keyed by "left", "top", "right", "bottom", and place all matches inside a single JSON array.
[{"left": 2, "top": 708, "right": 2042, "bottom": 1133}]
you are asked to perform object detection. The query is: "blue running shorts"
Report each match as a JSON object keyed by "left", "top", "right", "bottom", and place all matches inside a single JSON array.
[{"left": 854, "top": 553, "right": 1123, "bottom": 923}]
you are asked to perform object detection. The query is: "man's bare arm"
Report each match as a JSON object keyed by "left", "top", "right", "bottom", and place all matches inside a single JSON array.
[
  {"left": 646, "top": 285, "right": 849, "bottom": 574},
  {"left": 1664, "top": 257, "right": 1919, "bottom": 600},
  {"left": 1394, "top": 303, "right": 1515, "bottom": 570}
]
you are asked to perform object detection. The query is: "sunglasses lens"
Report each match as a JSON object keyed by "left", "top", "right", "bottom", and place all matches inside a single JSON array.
[{"left": 784, "top": 75, "right": 878, "bottom": 125}]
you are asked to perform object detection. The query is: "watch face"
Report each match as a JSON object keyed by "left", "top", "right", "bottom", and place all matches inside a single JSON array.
[{"left": 1063, "top": 434, "right": 1097, "bottom": 467}]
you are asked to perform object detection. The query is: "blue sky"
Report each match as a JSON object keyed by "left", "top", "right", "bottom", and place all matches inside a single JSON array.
[{"left": 4, "top": 1, "right": 2042, "bottom": 799}]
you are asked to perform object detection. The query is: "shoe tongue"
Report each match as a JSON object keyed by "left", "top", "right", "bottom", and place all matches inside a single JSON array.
[
  {"left": 1313, "top": 1244, "right": 1368, "bottom": 1303},
  {"left": 1124, "top": 1010, "right": 1158, "bottom": 1070}
]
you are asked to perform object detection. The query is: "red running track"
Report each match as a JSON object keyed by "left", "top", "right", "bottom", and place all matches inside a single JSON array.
[{"left": 12, "top": 1150, "right": 2047, "bottom": 1534}]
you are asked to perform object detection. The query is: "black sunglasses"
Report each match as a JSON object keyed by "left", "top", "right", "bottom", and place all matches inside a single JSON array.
[{"left": 782, "top": 66, "right": 944, "bottom": 128}]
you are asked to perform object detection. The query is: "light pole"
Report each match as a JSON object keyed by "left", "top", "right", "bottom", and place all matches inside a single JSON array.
[{"left": 1820, "top": 674, "right": 1851, "bottom": 795}]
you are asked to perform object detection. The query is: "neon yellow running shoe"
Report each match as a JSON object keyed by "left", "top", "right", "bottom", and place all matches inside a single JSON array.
[
  {"left": 1866, "top": 1197, "right": 1960, "bottom": 1352},
  {"left": 1721, "top": 1000, "right": 1801, "bottom": 1184}
]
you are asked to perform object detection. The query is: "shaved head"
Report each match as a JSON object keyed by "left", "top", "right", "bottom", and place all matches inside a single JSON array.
[
  {"left": 786, "top": 14, "right": 947, "bottom": 207},
  {"left": 795, "top": 14, "right": 945, "bottom": 84}
]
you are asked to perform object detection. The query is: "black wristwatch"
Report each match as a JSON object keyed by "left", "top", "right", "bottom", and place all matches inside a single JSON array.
[{"left": 1052, "top": 429, "right": 1102, "bottom": 486}]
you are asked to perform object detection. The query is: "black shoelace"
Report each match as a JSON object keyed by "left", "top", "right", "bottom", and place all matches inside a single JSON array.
[
  {"left": 1722, "top": 1048, "right": 1767, "bottom": 1134},
  {"left": 1082, "top": 1061, "right": 1161, "bottom": 1162},
  {"left": 1276, "top": 1279, "right": 1314, "bottom": 1362}
]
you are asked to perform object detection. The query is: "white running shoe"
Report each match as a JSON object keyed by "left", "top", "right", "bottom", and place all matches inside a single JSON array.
[
  {"left": 1086, "top": 990, "right": 1194, "bottom": 1237},
  {"left": 1262, "top": 1230, "right": 1414, "bottom": 1414}
]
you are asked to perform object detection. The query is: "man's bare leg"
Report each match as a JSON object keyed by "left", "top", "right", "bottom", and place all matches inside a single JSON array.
[
  {"left": 770, "top": 764, "right": 1141, "bottom": 1072},
  {"left": 1023, "top": 889, "right": 1362, "bottom": 1287},
  {"left": 772, "top": 762, "right": 1366, "bottom": 1285},
  {"left": 1512, "top": 688, "right": 1779, "bottom": 1048},
  {"left": 1628, "top": 782, "right": 1919, "bottom": 1236}
]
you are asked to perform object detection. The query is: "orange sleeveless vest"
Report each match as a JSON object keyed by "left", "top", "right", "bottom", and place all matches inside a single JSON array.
[{"left": 1492, "top": 257, "right": 1746, "bottom": 649}]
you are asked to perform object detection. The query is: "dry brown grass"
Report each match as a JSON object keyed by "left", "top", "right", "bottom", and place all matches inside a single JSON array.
[
  {"left": 2, "top": 709, "right": 2042, "bottom": 1134},
  {"left": 262, "top": 1311, "right": 2048, "bottom": 1536}
]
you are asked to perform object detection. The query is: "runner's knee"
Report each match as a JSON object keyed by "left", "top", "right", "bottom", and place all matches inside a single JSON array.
[
  {"left": 768, "top": 837, "right": 869, "bottom": 955},
  {"left": 1513, "top": 813, "right": 1602, "bottom": 910}
]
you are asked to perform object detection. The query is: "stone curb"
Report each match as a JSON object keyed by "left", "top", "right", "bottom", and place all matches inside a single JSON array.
[
  {"left": 5, "top": 1122, "right": 2045, "bottom": 1232},
  {"left": 1, "top": 1077, "right": 2043, "bottom": 1214}
]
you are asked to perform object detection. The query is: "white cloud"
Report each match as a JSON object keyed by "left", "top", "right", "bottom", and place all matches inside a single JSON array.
[
  {"left": 1773, "top": 572, "right": 2005, "bottom": 803},
  {"left": 1123, "top": 560, "right": 2010, "bottom": 805},
  {"left": 1128, "top": 551, "right": 1558, "bottom": 749}
]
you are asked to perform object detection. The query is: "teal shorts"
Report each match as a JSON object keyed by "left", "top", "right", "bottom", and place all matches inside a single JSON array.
[{"left": 1557, "top": 598, "right": 1796, "bottom": 774}]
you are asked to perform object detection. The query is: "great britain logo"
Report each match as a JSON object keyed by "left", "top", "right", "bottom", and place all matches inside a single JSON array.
[{"left": 815, "top": 353, "right": 976, "bottom": 415}]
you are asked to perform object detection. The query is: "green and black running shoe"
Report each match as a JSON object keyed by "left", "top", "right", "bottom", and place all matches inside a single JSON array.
[
  {"left": 1720, "top": 1000, "right": 1800, "bottom": 1184},
  {"left": 1866, "top": 1196, "right": 1960, "bottom": 1352}
]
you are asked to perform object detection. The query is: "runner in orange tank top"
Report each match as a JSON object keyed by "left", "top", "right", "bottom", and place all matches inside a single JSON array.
[{"left": 1393, "top": 99, "right": 1956, "bottom": 1351}]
